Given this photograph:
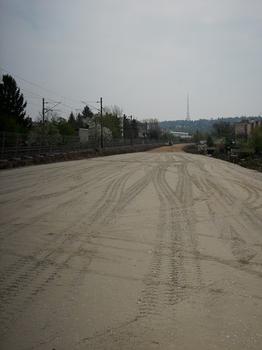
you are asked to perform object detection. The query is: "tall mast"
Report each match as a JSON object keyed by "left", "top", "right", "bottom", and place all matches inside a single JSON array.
[{"left": 186, "top": 93, "right": 190, "bottom": 120}]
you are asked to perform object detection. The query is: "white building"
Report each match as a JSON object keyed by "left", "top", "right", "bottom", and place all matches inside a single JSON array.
[{"left": 170, "top": 131, "right": 192, "bottom": 139}]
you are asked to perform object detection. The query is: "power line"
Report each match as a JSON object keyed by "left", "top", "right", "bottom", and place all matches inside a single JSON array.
[
  {"left": 23, "top": 91, "right": 76, "bottom": 115},
  {"left": 0, "top": 66, "right": 61, "bottom": 100},
  {"left": 25, "top": 95, "right": 42, "bottom": 100},
  {"left": 19, "top": 89, "right": 43, "bottom": 99},
  {"left": 60, "top": 101, "right": 80, "bottom": 111},
  {"left": 0, "top": 66, "right": 108, "bottom": 121},
  {"left": 81, "top": 100, "right": 108, "bottom": 113},
  {"left": 0, "top": 65, "right": 97, "bottom": 107},
  {"left": 25, "top": 100, "right": 42, "bottom": 108},
  {"left": 22, "top": 88, "right": 75, "bottom": 113}
]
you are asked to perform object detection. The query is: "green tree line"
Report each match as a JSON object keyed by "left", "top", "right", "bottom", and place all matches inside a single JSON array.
[{"left": 0, "top": 74, "right": 167, "bottom": 143}]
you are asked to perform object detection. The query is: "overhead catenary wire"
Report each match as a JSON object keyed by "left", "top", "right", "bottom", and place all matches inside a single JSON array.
[
  {"left": 0, "top": 66, "right": 113, "bottom": 135},
  {"left": 25, "top": 100, "right": 43, "bottom": 108},
  {"left": 0, "top": 65, "right": 99, "bottom": 110},
  {"left": 0, "top": 69, "right": 91, "bottom": 116},
  {"left": 0, "top": 66, "right": 78, "bottom": 104}
]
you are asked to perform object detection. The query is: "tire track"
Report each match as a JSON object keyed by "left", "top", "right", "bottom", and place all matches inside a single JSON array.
[
  {"left": 189, "top": 159, "right": 261, "bottom": 266},
  {"left": 0, "top": 165, "right": 129, "bottom": 281},
  {"left": 0, "top": 167, "right": 138, "bottom": 337},
  {"left": 138, "top": 156, "right": 201, "bottom": 318},
  {"left": 0, "top": 162, "right": 156, "bottom": 337},
  {"left": 0, "top": 162, "right": 123, "bottom": 228},
  {"left": 138, "top": 166, "right": 169, "bottom": 317}
]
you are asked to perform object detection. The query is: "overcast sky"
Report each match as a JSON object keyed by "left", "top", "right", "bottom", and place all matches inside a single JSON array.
[{"left": 0, "top": 0, "right": 261, "bottom": 121}]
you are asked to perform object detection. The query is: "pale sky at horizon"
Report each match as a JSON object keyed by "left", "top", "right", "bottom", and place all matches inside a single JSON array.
[{"left": 0, "top": 0, "right": 261, "bottom": 121}]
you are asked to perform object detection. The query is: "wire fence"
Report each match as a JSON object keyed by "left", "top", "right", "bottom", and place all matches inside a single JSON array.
[{"left": 0, "top": 131, "right": 163, "bottom": 160}]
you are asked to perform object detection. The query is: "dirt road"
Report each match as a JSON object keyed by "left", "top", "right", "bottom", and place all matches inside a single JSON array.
[
  {"left": 0, "top": 151, "right": 262, "bottom": 349},
  {"left": 149, "top": 143, "right": 191, "bottom": 152}
]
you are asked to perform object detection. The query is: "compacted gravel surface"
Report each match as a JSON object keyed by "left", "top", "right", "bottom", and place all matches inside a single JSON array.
[{"left": 0, "top": 149, "right": 262, "bottom": 349}]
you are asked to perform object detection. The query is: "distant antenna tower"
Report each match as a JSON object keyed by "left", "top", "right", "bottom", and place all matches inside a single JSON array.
[{"left": 186, "top": 93, "right": 190, "bottom": 120}]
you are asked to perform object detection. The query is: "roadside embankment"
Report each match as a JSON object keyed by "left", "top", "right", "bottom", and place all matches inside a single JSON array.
[
  {"left": 184, "top": 143, "right": 262, "bottom": 172},
  {"left": 0, "top": 143, "right": 164, "bottom": 170}
]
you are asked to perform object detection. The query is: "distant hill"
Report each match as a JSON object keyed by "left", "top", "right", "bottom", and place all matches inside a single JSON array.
[{"left": 160, "top": 116, "right": 262, "bottom": 134}]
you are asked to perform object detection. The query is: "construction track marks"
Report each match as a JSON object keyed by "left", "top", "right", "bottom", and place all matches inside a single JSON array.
[
  {"left": 0, "top": 152, "right": 262, "bottom": 350},
  {"left": 138, "top": 158, "right": 201, "bottom": 318},
  {"left": 0, "top": 163, "right": 151, "bottom": 337}
]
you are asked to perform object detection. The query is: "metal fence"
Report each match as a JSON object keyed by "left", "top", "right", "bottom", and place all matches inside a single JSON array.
[{"left": 0, "top": 131, "right": 162, "bottom": 160}]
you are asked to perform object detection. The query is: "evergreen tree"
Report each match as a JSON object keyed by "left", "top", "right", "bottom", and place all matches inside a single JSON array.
[
  {"left": 82, "top": 105, "right": 93, "bottom": 119},
  {"left": 68, "top": 112, "right": 77, "bottom": 129},
  {"left": 0, "top": 74, "right": 31, "bottom": 132},
  {"left": 76, "top": 113, "right": 85, "bottom": 128}
]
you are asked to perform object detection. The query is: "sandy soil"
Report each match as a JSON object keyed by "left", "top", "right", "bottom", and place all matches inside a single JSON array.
[{"left": 0, "top": 151, "right": 262, "bottom": 350}]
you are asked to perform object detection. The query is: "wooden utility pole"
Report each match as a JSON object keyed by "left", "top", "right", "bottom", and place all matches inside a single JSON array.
[
  {"left": 130, "top": 115, "right": 133, "bottom": 145},
  {"left": 42, "top": 98, "right": 45, "bottom": 125},
  {"left": 100, "top": 97, "right": 103, "bottom": 148},
  {"left": 42, "top": 99, "right": 61, "bottom": 123}
]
